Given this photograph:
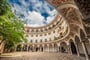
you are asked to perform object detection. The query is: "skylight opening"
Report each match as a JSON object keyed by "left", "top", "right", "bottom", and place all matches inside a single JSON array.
[{"left": 8, "top": 0, "right": 57, "bottom": 27}]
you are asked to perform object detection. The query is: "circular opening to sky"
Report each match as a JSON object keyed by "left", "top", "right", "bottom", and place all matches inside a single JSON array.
[{"left": 8, "top": 0, "right": 57, "bottom": 27}]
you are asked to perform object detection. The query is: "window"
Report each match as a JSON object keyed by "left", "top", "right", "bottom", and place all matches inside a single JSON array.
[
  {"left": 45, "top": 39, "right": 47, "bottom": 42},
  {"left": 49, "top": 27, "right": 51, "bottom": 29},
  {"left": 45, "top": 28, "right": 47, "bottom": 31},
  {"left": 53, "top": 25, "right": 55, "bottom": 27},
  {"left": 49, "top": 38, "right": 51, "bottom": 41},
  {"left": 31, "top": 35, "right": 33, "bottom": 37},
  {"left": 40, "top": 39, "right": 42, "bottom": 42},
  {"left": 45, "top": 33, "right": 47, "bottom": 36},
  {"left": 53, "top": 31, "right": 55, "bottom": 33},
  {"left": 48, "top": 32, "right": 51, "bottom": 35},
  {"left": 35, "top": 40, "right": 37, "bottom": 43},
  {"left": 26, "top": 34, "right": 28, "bottom": 37},
  {"left": 31, "top": 30, "right": 34, "bottom": 32},
  {"left": 36, "top": 35, "right": 38, "bottom": 37},
  {"left": 41, "top": 29, "right": 43, "bottom": 32},
  {"left": 36, "top": 29, "right": 38, "bottom": 32},
  {"left": 27, "top": 29, "right": 29, "bottom": 33},
  {"left": 30, "top": 40, "right": 33, "bottom": 43},
  {"left": 40, "top": 34, "right": 42, "bottom": 36}
]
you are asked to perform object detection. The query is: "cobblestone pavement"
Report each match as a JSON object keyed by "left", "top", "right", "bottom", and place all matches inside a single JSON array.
[{"left": 0, "top": 52, "right": 85, "bottom": 60}]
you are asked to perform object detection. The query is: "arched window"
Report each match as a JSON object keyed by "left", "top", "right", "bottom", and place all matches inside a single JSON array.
[
  {"left": 26, "top": 34, "right": 29, "bottom": 37},
  {"left": 27, "top": 29, "right": 29, "bottom": 32},
  {"left": 40, "top": 39, "right": 42, "bottom": 42},
  {"left": 35, "top": 40, "right": 37, "bottom": 43},
  {"left": 30, "top": 40, "right": 33, "bottom": 43},
  {"left": 45, "top": 39, "right": 47, "bottom": 42}
]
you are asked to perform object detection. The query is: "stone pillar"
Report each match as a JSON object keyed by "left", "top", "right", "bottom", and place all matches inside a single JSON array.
[
  {"left": 57, "top": 45, "right": 59, "bottom": 52},
  {"left": 73, "top": 40, "right": 80, "bottom": 56},
  {"left": 21, "top": 44, "right": 23, "bottom": 52},
  {"left": 27, "top": 45, "right": 28, "bottom": 52},
  {"left": 43, "top": 45, "right": 44, "bottom": 52},
  {"left": 79, "top": 37, "right": 89, "bottom": 60},
  {"left": 47, "top": 44, "right": 49, "bottom": 52},
  {"left": 67, "top": 44, "right": 72, "bottom": 55},
  {"left": 87, "top": 35, "right": 90, "bottom": 44},
  {"left": 39, "top": 47, "right": 41, "bottom": 52},
  {"left": 52, "top": 44, "right": 54, "bottom": 52},
  {"left": 37, "top": 45, "right": 40, "bottom": 52},
  {"left": 32, "top": 47, "right": 34, "bottom": 52}
]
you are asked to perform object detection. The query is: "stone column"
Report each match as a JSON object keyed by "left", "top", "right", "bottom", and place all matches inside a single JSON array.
[
  {"left": 73, "top": 40, "right": 80, "bottom": 56},
  {"left": 33, "top": 45, "right": 34, "bottom": 52},
  {"left": 27, "top": 44, "right": 28, "bottom": 52},
  {"left": 21, "top": 44, "right": 23, "bottom": 52},
  {"left": 67, "top": 44, "right": 72, "bottom": 55},
  {"left": 79, "top": 37, "right": 89, "bottom": 60},
  {"left": 37, "top": 45, "right": 40, "bottom": 52},
  {"left": 43, "top": 45, "right": 44, "bottom": 52},
  {"left": 87, "top": 35, "right": 90, "bottom": 44},
  {"left": 52, "top": 44, "right": 54, "bottom": 52},
  {"left": 47, "top": 44, "right": 50, "bottom": 52}
]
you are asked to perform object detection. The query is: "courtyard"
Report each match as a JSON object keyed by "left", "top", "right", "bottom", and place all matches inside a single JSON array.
[{"left": 0, "top": 52, "right": 85, "bottom": 60}]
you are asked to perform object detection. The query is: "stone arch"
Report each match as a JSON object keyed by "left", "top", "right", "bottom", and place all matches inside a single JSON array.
[
  {"left": 69, "top": 39, "right": 77, "bottom": 54},
  {"left": 44, "top": 44, "right": 48, "bottom": 52},
  {"left": 80, "top": 29, "right": 90, "bottom": 55},
  {"left": 53, "top": 43, "right": 58, "bottom": 52},
  {"left": 60, "top": 42, "right": 67, "bottom": 53},
  {"left": 39, "top": 45, "right": 43, "bottom": 52},
  {"left": 16, "top": 44, "right": 22, "bottom": 51},
  {"left": 74, "top": 35, "right": 84, "bottom": 56},
  {"left": 22, "top": 44, "right": 27, "bottom": 51},
  {"left": 49, "top": 44, "right": 53, "bottom": 52},
  {"left": 29, "top": 45, "right": 33, "bottom": 52}
]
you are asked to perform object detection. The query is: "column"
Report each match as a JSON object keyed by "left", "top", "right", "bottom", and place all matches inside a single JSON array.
[
  {"left": 37, "top": 45, "right": 40, "bottom": 52},
  {"left": 79, "top": 37, "right": 89, "bottom": 60},
  {"left": 40, "top": 47, "right": 41, "bottom": 52},
  {"left": 57, "top": 43, "right": 60, "bottom": 52},
  {"left": 73, "top": 40, "right": 80, "bottom": 56},
  {"left": 67, "top": 44, "right": 72, "bottom": 55},
  {"left": 52, "top": 44, "right": 54, "bottom": 52},
  {"left": 75, "top": 43, "right": 80, "bottom": 56},
  {"left": 21, "top": 44, "right": 23, "bottom": 52},
  {"left": 47, "top": 44, "right": 49, "bottom": 52},
  {"left": 87, "top": 35, "right": 90, "bottom": 44},
  {"left": 43, "top": 45, "right": 44, "bottom": 52},
  {"left": 27, "top": 45, "right": 28, "bottom": 52}
]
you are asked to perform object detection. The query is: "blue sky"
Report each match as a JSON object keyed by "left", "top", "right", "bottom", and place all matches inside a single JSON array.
[{"left": 8, "top": 0, "right": 57, "bottom": 27}]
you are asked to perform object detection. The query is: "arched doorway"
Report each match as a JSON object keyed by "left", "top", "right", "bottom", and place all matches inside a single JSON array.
[
  {"left": 70, "top": 40, "right": 77, "bottom": 54},
  {"left": 75, "top": 36, "right": 84, "bottom": 56},
  {"left": 16, "top": 44, "right": 22, "bottom": 51},
  {"left": 60, "top": 42, "right": 67, "bottom": 53},
  {"left": 80, "top": 29, "right": 90, "bottom": 56}
]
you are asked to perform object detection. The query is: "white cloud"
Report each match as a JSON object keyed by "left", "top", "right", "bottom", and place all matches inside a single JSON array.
[
  {"left": 10, "top": 0, "right": 57, "bottom": 27},
  {"left": 26, "top": 11, "right": 44, "bottom": 25},
  {"left": 46, "top": 9, "right": 57, "bottom": 23}
]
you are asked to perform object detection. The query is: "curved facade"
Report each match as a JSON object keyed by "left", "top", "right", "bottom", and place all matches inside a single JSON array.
[{"left": 16, "top": 0, "right": 90, "bottom": 60}]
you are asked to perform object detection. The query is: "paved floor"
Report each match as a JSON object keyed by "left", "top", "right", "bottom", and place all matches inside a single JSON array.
[{"left": 0, "top": 52, "right": 85, "bottom": 60}]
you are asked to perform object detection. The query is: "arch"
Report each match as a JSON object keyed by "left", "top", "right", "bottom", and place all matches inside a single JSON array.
[
  {"left": 53, "top": 43, "right": 58, "bottom": 52},
  {"left": 39, "top": 45, "right": 43, "bottom": 52},
  {"left": 60, "top": 42, "right": 67, "bottom": 53},
  {"left": 28, "top": 45, "right": 33, "bottom": 52},
  {"left": 80, "top": 29, "right": 90, "bottom": 55},
  {"left": 74, "top": 35, "right": 84, "bottom": 56},
  {"left": 69, "top": 39, "right": 77, "bottom": 54},
  {"left": 22, "top": 44, "right": 28, "bottom": 51},
  {"left": 80, "top": 29, "right": 86, "bottom": 41},
  {"left": 16, "top": 44, "right": 22, "bottom": 51},
  {"left": 44, "top": 44, "right": 48, "bottom": 52}
]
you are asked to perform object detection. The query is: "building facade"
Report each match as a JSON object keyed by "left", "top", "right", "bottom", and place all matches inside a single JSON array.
[{"left": 16, "top": 0, "right": 90, "bottom": 60}]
